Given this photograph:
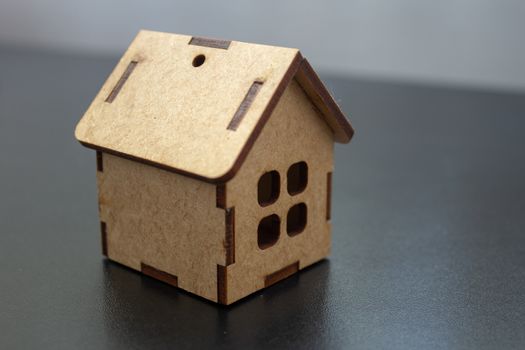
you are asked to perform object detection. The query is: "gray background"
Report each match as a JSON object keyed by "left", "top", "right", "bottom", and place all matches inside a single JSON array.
[
  {"left": 1, "top": 0, "right": 524, "bottom": 91},
  {"left": 2, "top": 2, "right": 525, "bottom": 349},
  {"left": 1, "top": 47, "right": 524, "bottom": 349}
]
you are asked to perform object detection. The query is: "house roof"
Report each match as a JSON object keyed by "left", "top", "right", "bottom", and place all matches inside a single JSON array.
[{"left": 75, "top": 30, "right": 354, "bottom": 183}]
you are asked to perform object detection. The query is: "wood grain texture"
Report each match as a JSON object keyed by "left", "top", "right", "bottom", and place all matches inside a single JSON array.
[
  {"left": 105, "top": 61, "right": 138, "bottom": 103},
  {"left": 265, "top": 261, "right": 299, "bottom": 287},
  {"left": 141, "top": 262, "right": 178, "bottom": 287},
  {"left": 227, "top": 81, "right": 263, "bottom": 131},
  {"left": 189, "top": 36, "right": 231, "bottom": 50}
]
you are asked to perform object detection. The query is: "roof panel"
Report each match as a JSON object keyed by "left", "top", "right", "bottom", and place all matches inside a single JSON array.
[
  {"left": 75, "top": 30, "right": 353, "bottom": 182},
  {"left": 75, "top": 30, "right": 299, "bottom": 180}
]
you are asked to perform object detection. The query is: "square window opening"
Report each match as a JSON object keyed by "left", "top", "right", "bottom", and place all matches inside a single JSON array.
[
  {"left": 258, "top": 214, "right": 281, "bottom": 249},
  {"left": 287, "top": 161, "right": 308, "bottom": 195},
  {"left": 258, "top": 170, "right": 280, "bottom": 206},
  {"left": 287, "top": 203, "right": 307, "bottom": 236}
]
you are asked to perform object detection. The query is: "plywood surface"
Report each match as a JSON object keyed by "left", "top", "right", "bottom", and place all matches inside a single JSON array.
[
  {"left": 76, "top": 30, "right": 299, "bottom": 181},
  {"left": 97, "top": 153, "right": 225, "bottom": 302},
  {"left": 75, "top": 30, "right": 354, "bottom": 183},
  {"left": 223, "top": 79, "right": 335, "bottom": 304},
  {"left": 295, "top": 59, "right": 354, "bottom": 143}
]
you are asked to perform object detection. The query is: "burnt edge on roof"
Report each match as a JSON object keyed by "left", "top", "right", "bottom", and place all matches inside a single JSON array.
[
  {"left": 227, "top": 80, "right": 264, "bottom": 131},
  {"left": 189, "top": 36, "right": 231, "bottom": 50},
  {"left": 296, "top": 59, "right": 354, "bottom": 143},
  {"left": 105, "top": 61, "right": 138, "bottom": 103},
  {"left": 213, "top": 51, "right": 304, "bottom": 182},
  {"left": 214, "top": 54, "right": 354, "bottom": 183},
  {"left": 78, "top": 52, "right": 354, "bottom": 184}
]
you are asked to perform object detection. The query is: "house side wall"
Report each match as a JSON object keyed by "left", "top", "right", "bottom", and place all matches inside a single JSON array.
[
  {"left": 224, "top": 79, "right": 334, "bottom": 304},
  {"left": 97, "top": 154, "right": 225, "bottom": 302}
]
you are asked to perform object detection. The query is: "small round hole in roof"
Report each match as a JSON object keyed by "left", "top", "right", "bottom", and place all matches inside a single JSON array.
[{"left": 192, "top": 54, "right": 206, "bottom": 67}]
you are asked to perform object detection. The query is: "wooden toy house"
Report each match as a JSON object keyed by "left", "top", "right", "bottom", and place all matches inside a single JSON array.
[{"left": 75, "top": 30, "right": 354, "bottom": 305}]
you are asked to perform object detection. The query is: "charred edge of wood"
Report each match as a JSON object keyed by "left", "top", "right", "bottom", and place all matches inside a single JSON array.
[
  {"left": 96, "top": 151, "right": 103, "bottom": 172},
  {"left": 296, "top": 58, "right": 354, "bottom": 142},
  {"left": 77, "top": 52, "right": 304, "bottom": 184},
  {"left": 326, "top": 172, "right": 332, "bottom": 221},
  {"left": 105, "top": 61, "right": 138, "bottom": 103},
  {"left": 100, "top": 221, "right": 108, "bottom": 256},
  {"left": 217, "top": 52, "right": 303, "bottom": 180},
  {"left": 188, "top": 36, "right": 231, "bottom": 49},
  {"left": 225, "top": 207, "right": 235, "bottom": 265},
  {"left": 264, "top": 261, "right": 299, "bottom": 287},
  {"left": 217, "top": 265, "right": 228, "bottom": 304},
  {"left": 141, "top": 262, "right": 178, "bottom": 287},
  {"left": 216, "top": 183, "right": 226, "bottom": 208},
  {"left": 227, "top": 81, "right": 264, "bottom": 131}
]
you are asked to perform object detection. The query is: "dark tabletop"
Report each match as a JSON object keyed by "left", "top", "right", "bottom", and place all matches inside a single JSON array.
[{"left": 1, "top": 46, "right": 524, "bottom": 350}]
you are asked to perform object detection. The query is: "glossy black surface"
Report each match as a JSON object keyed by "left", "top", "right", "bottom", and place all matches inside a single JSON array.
[{"left": 1, "top": 47, "right": 525, "bottom": 349}]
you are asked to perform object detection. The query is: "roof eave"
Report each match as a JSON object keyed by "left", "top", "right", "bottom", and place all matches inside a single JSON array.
[
  {"left": 294, "top": 58, "right": 355, "bottom": 144},
  {"left": 77, "top": 51, "right": 354, "bottom": 184}
]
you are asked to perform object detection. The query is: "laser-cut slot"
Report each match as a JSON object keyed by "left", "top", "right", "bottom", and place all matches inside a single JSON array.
[
  {"left": 227, "top": 81, "right": 263, "bottom": 131},
  {"left": 326, "top": 172, "right": 332, "bottom": 220},
  {"left": 189, "top": 36, "right": 231, "bottom": 50},
  {"left": 216, "top": 183, "right": 226, "bottom": 208},
  {"left": 96, "top": 151, "right": 103, "bottom": 172},
  {"left": 258, "top": 214, "right": 280, "bottom": 250},
  {"left": 225, "top": 207, "right": 235, "bottom": 265},
  {"left": 141, "top": 262, "right": 178, "bottom": 287},
  {"left": 287, "top": 203, "right": 307, "bottom": 236},
  {"left": 217, "top": 265, "right": 227, "bottom": 304},
  {"left": 100, "top": 221, "right": 107, "bottom": 256},
  {"left": 105, "top": 61, "right": 138, "bottom": 103},
  {"left": 264, "top": 261, "right": 299, "bottom": 287}
]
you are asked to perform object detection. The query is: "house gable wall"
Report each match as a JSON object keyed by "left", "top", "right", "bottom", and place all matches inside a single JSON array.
[{"left": 224, "top": 78, "right": 334, "bottom": 304}]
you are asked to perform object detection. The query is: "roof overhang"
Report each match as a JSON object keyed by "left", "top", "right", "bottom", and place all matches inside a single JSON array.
[{"left": 75, "top": 31, "right": 354, "bottom": 184}]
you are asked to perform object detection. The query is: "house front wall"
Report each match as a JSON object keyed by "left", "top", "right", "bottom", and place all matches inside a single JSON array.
[
  {"left": 224, "top": 78, "right": 335, "bottom": 304},
  {"left": 97, "top": 153, "right": 226, "bottom": 302}
]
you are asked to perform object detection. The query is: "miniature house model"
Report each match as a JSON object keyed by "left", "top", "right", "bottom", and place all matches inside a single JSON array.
[{"left": 75, "top": 30, "right": 354, "bottom": 305}]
